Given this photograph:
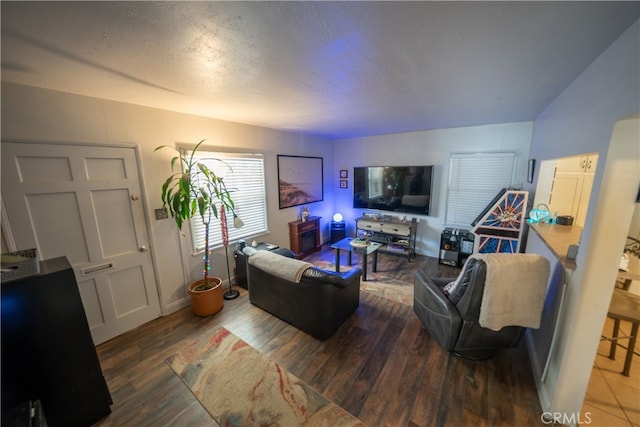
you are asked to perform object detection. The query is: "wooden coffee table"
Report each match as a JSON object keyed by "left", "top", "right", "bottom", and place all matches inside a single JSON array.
[{"left": 330, "top": 237, "right": 382, "bottom": 281}]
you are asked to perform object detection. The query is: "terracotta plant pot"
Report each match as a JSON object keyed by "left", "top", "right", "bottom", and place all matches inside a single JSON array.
[{"left": 187, "top": 277, "right": 223, "bottom": 316}]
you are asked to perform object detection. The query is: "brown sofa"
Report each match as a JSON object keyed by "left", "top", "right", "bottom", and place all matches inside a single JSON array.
[{"left": 247, "top": 249, "right": 362, "bottom": 340}]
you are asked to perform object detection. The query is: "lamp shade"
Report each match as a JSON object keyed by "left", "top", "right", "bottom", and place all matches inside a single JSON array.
[{"left": 333, "top": 213, "right": 343, "bottom": 222}]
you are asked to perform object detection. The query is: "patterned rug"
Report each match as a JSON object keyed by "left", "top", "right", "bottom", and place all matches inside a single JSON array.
[
  {"left": 166, "top": 327, "right": 366, "bottom": 427},
  {"left": 313, "top": 260, "right": 413, "bottom": 306}
]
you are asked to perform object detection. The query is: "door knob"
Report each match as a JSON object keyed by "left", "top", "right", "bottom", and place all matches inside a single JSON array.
[{"left": 139, "top": 245, "right": 149, "bottom": 252}]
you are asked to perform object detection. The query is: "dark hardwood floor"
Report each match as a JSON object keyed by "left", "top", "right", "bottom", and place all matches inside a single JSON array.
[{"left": 94, "top": 246, "right": 545, "bottom": 426}]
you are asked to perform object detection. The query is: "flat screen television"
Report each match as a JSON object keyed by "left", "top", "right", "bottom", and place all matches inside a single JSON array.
[{"left": 353, "top": 165, "right": 434, "bottom": 215}]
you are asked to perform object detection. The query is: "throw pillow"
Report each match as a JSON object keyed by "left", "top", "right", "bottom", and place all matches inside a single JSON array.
[
  {"left": 442, "top": 280, "right": 457, "bottom": 296},
  {"left": 242, "top": 246, "right": 257, "bottom": 256}
]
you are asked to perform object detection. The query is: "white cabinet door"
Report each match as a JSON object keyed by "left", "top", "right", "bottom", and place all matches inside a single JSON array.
[
  {"left": 555, "top": 156, "right": 587, "bottom": 173},
  {"left": 575, "top": 173, "right": 595, "bottom": 227},
  {"left": 1, "top": 142, "right": 161, "bottom": 345},
  {"left": 549, "top": 173, "right": 583, "bottom": 218},
  {"left": 550, "top": 154, "right": 598, "bottom": 226},
  {"left": 584, "top": 155, "right": 598, "bottom": 172},
  {"left": 555, "top": 154, "right": 598, "bottom": 173}
]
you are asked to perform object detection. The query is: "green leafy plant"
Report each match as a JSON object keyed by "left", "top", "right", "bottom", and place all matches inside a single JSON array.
[{"left": 155, "top": 139, "right": 235, "bottom": 287}]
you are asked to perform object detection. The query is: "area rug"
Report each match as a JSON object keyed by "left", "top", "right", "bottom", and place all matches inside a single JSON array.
[
  {"left": 313, "top": 260, "right": 414, "bottom": 306},
  {"left": 166, "top": 327, "right": 366, "bottom": 427}
]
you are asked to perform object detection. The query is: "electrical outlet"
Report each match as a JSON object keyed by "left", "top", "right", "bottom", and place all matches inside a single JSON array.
[{"left": 155, "top": 208, "right": 168, "bottom": 220}]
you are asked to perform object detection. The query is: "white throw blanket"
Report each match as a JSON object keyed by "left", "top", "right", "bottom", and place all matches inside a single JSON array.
[
  {"left": 248, "top": 250, "right": 313, "bottom": 283},
  {"left": 473, "top": 253, "right": 550, "bottom": 331}
]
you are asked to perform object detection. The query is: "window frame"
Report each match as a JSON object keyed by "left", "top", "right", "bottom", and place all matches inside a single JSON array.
[
  {"left": 445, "top": 152, "right": 517, "bottom": 228},
  {"left": 183, "top": 148, "right": 268, "bottom": 254}
]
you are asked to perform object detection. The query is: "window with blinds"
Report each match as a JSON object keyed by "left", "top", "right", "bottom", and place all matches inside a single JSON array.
[
  {"left": 187, "top": 150, "right": 268, "bottom": 253},
  {"left": 445, "top": 152, "right": 516, "bottom": 227}
]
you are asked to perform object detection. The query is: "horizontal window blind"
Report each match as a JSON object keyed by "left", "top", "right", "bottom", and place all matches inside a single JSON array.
[
  {"left": 187, "top": 150, "right": 267, "bottom": 253},
  {"left": 446, "top": 152, "right": 516, "bottom": 227}
]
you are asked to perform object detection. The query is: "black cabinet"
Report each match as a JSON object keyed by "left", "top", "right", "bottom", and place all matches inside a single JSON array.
[
  {"left": 1, "top": 256, "right": 112, "bottom": 426},
  {"left": 330, "top": 221, "right": 346, "bottom": 243},
  {"left": 439, "top": 228, "right": 475, "bottom": 267}
]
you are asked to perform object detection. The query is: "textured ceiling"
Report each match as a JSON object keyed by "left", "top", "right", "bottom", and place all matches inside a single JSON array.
[{"left": 1, "top": 1, "right": 638, "bottom": 139}]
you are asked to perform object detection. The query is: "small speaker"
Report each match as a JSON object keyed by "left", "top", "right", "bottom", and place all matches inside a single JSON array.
[{"left": 556, "top": 215, "right": 574, "bottom": 225}]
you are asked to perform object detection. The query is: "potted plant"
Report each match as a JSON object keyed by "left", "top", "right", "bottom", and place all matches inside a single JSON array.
[{"left": 155, "top": 139, "right": 237, "bottom": 316}]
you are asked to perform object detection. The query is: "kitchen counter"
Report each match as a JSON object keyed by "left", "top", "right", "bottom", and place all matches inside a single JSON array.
[{"left": 528, "top": 222, "right": 582, "bottom": 270}]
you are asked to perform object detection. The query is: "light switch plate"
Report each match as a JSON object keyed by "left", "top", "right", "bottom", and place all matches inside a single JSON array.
[{"left": 155, "top": 208, "right": 168, "bottom": 220}]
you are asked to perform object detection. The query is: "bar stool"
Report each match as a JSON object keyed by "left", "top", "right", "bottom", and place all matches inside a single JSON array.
[{"left": 602, "top": 288, "right": 640, "bottom": 376}]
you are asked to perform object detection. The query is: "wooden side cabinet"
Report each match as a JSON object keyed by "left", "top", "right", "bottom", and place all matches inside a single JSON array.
[{"left": 289, "top": 216, "right": 321, "bottom": 259}]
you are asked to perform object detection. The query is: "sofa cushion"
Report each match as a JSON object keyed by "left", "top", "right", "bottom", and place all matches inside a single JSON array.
[
  {"left": 442, "top": 280, "right": 457, "bottom": 295},
  {"left": 302, "top": 266, "right": 361, "bottom": 287},
  {"left": 242, "top": 246, "right": 257, "bottom": 256},
  {"left": 272, "top": 248, "right": 296, "bottom": 258}
]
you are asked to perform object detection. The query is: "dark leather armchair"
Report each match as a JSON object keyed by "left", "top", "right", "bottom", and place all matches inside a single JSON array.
[
  {"left": 413, "top": 257, "right": 524, "bottom": 360},
  {"left": 248, "top": 249, "right": 362, "bottom": 340}
]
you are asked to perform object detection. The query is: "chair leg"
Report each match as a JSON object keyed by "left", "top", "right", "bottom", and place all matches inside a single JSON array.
[
  {"left": 609, "top": 318, "right": 621, "bottom": 360},
  {"left": 622, "top": 322, "right": 639, "bottom": 377}
]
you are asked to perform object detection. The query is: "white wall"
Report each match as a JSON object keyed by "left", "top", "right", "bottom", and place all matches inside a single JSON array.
[
  {"left": 0, "top": 82, "right": 336, "bottom": 314},
  {"left": 334, "top": 122, "right": 533, "bottom": 257},
  {"left": 524, "top": 19, "right": 639, "bottom": 421}
]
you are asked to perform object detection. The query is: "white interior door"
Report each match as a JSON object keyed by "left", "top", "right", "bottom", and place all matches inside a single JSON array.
[{"left": 1, "top": 142, "right": 161, "bottom": 345}]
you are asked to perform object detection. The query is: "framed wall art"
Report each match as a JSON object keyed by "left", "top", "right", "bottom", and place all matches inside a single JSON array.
[
  {"left": 527, "top": 159, "right": 536, "bottom": 183},
  {"left": 277, "top": 155, "right": 324, "bottom": 209},
  {"left": 340, "top": 169, "right": 348, "bottom": 178},
  {"left": 340, "top": 180, "right": 348, "bottom": 189}
]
